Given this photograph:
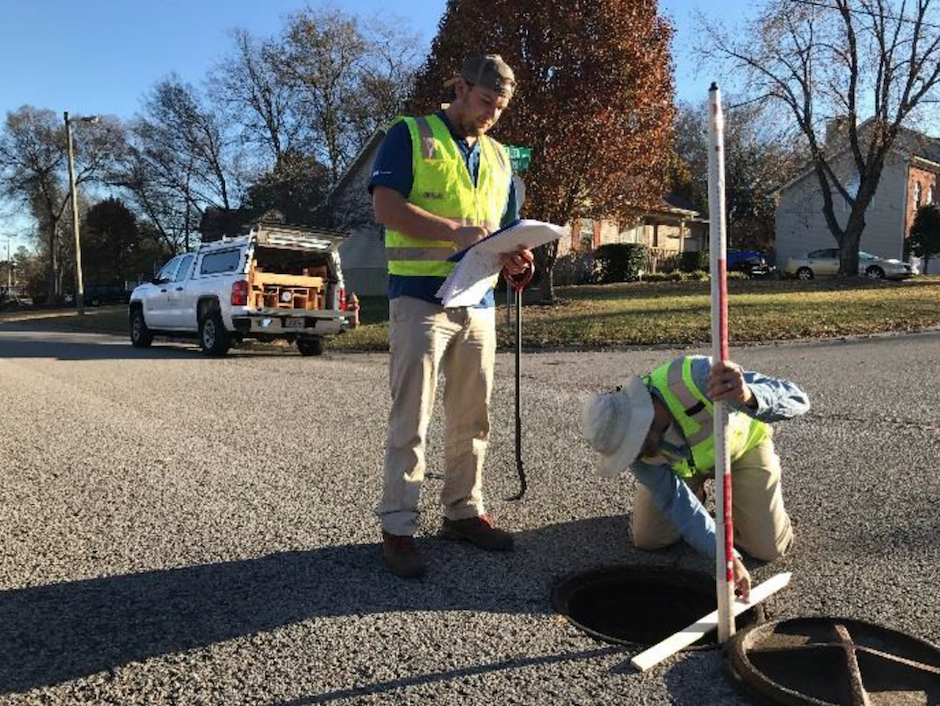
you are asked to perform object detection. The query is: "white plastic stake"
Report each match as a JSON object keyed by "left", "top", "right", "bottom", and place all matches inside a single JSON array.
[
  {"left": 707, "top": 83, "right": 735, "bottom": 644},
  {"left": 630, "top": 572, "right": 792, "bottom": 672}
]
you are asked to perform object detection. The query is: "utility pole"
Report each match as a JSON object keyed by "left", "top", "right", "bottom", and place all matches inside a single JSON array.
[
  {"left": 64, "top": 112, "right": 99, "bottom": 316},
  {"left": 0, "top": 234, "right": 15, "bottom": 292},
  {"left": 65, "top": 111, "right": 85, "bottom": 315}
]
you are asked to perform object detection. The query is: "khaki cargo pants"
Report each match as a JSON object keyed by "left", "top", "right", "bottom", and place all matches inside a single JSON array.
[
  {"left": 378, "top": 296, "right": 496, "bottom": 537},
  {"left": 631, "top": 431, "right": 794, "bottom": 561}
]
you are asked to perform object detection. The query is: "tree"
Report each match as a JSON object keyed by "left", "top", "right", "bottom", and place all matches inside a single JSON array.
[
  {"left": 410, "top": 0, "right": 676, "bottom": 301},
  {"left": 124, "top": 12, "right": 418, "bottom": 245},
  {"left": 198, "top": 151, "right": 335, "bottom": 240},
  {"left": 10, "top": 245, "right": 47, "bottom": 301},
  {"left": 700, "top": 0, "right": 940, "bottom": 276},
  {"left": 671, "top": 100, "right": 801, "bottom": 252},
  {"left": 910, "top": 203, "right": 940, "bottom": 272},
  {"left": 114, "top": 76, "right": 244, "bottom": 251},
  {"left": 0, "top": 107, "right": 119, "bottom": 302},
  {"left": 0, "top": 107, "right": 66, "bottom": 303},
  {"left": 82, "top": 197, "right": 140, "bottom": 285},
  {"left": 8, "top": 245, "right": 35, "bottom": 294},
  {"left": 210, "top": 29, "right": 304, "bottom": 167},
  {"left": 272, "top": 7, "right": 423, "bottom": 185},
  {"left": 134, "top": 221, "right": 173, "bottom": 281},
  {"left": 242, "top": 149, "right": 332, "bottom": 228}
]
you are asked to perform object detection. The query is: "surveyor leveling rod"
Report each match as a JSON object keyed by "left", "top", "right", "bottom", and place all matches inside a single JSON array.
[
  {"left": 631, "top": 102, "right": 794, "bottom": 667},
  {"left": 505, "top": 264, "right": 534, "bottom": 501},
  {"left": 707, "top": 82, "right": 736, "bottom": 644}
]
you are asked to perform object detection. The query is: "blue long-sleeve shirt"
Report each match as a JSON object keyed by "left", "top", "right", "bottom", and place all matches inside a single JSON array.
[{"left": 631, "top": 356, "right": 810, "bottom": 559}]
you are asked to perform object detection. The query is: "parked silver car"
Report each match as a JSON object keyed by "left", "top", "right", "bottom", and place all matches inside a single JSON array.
[{"left": 781, "top": 248, "right": 918, "bottom": 280}]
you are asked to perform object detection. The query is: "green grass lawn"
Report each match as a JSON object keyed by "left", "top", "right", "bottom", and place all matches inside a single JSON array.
[
  {"left": 0, "top": 305, "right": 130, "bottom": 333},
  {"left": 4, "top": 276, "right": 939, "bottom": 352},
  {"left": 497, "top": 275, "right": 940, "bottom": 349},
  {"left": 340, "top": 276, "right": 940, "bottom": 351}
]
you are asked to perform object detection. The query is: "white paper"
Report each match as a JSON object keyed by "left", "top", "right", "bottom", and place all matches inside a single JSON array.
[{"left": 436, "top": 219, "right": 566, "bottom": 308}]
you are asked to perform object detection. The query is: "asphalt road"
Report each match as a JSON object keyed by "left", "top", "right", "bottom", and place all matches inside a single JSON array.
[{"left": 1, "top": 324, "right": 938, "bottom": 705}]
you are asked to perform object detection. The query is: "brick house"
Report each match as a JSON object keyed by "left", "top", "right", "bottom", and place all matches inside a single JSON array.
[
  {"left": 555, "top": 194, "right": 708, "bottom": 277},
  {"left": 775, "top": 121, "right": 940, "bottom": 274}
]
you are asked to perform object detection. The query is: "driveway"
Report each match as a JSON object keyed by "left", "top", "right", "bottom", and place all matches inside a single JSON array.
[{"left": 1, "top": 324, "right": 938, "bottom": 704}]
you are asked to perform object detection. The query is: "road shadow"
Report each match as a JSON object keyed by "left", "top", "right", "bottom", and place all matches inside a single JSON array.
[
  {"left": 264, "top": 646, "right": 623, "bottom": 705},
  {"left": 0, "top": 323, "right": 307, "bottom": 361},
  {"left": 1, "top": 515, "right": 673, "bottom": 695}
]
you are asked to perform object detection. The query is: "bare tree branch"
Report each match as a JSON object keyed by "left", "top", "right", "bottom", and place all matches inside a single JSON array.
[{"left": 697, "top": 0, "right": 940, "bottom": 275}]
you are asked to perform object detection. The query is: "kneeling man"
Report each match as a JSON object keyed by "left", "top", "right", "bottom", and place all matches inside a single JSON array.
[{"left": 582, "top": 356, "right": 809, "bottom": 598}]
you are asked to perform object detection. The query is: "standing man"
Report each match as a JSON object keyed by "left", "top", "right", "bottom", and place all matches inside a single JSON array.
[
  {"left": 370, "top": 54, "right": 533, "bottom": 578},
  {"left": 582, "top": 356, "right": 810, "bottom": 598}
]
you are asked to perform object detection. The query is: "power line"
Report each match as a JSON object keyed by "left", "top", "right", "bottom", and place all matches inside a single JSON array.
[{"left": 789, "top": 0, "right": 940, "bottom": 32}]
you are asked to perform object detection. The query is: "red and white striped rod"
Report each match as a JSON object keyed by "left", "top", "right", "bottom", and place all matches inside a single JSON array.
[{"left": 707, "top": 82, "right": 735, "bottom": 643}]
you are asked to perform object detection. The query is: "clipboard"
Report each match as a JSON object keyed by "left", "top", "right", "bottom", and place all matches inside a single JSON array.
[{"left": 436, "top": 219, "right": 565, "bottom": 308}]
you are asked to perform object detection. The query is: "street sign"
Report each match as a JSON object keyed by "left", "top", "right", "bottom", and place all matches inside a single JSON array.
[{"left": 506, "top": 145, "right": 532, "bottom": 173}]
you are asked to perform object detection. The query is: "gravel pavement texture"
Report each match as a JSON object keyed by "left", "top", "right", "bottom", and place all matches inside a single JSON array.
[{"left": 1, "top": 323, "right": 938, "bottom": 705}]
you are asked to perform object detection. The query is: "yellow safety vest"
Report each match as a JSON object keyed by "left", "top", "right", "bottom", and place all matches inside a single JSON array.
[
  {"left": 644, "top": 357, "right": 768, "bottom": 479},
  {"left": 384, "top": 114, "right": 512, "bottom": 277}
]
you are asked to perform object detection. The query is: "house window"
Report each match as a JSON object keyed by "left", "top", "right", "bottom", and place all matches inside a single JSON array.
[
  {"left": 580, "top": 218, "right": 595, "bottom": 251},
  {"left": 617, "top": 223, "right": 641, "bottom": 244},
  {"left": 930, "top": 185, "right": 936, "bottom": 204},
  {"left": 913, "top": 181, "right": 923, "bottom": 209}
]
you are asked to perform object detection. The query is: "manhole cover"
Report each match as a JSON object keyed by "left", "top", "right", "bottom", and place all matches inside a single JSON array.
[
  {"left": 726, "top": 616, "right": 940, "bottom": 705},
  {"left": 552, "top": 565, "right": 762, "bottom": 648}
]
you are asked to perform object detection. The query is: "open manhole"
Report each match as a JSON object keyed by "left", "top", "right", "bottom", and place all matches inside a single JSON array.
[
  {"left": 551, "top": 565, "right": 762, "bottom": 648},
  {"left": 726, "top": 617, "right": 940, "bottom": 705}
]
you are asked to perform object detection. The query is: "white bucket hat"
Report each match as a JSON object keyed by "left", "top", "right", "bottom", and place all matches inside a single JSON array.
[{"left": 582, "top": 376, "right": 655, "bottom": 478}]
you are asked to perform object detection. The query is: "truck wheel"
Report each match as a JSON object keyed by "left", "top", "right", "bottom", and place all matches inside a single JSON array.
[
  {"left": 130, "top": 308, "right": 154, "bottom": 348},
  {"left": 199, "top": 310, "right": 231, "bottom": 356},
  {"left": 297, "top": 337, "right": 324, "bottom": 356}
]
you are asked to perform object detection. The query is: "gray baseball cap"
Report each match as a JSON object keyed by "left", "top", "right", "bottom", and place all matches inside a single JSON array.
[{"left": 448, "top": 54, "right": 516, "bottom": 98}]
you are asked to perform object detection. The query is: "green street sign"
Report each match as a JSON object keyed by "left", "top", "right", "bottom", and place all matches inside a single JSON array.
[{"left": 506, "top": 145, "right": 532, "bottom": 172}]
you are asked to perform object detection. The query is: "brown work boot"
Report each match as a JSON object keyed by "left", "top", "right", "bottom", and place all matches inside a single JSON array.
[
  {"left": 440, "top": 514, "right": 514, "bottom": 551},
  {"left": 382, "top": 531, "right": 427, "bottom": 578}
]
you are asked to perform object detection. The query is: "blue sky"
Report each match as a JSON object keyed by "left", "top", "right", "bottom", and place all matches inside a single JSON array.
[{"left": 0, "top": 0, "right": 749, "bottom": 243}]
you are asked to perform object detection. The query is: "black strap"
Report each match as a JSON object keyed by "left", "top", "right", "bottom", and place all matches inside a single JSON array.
[{"left": 685, "top": 400, "right": 706, "bottom": 416}]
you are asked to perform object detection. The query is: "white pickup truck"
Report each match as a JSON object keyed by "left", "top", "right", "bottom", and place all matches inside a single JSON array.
[{"left": 129, "top": 222, "right": 353, "bottom": 356}]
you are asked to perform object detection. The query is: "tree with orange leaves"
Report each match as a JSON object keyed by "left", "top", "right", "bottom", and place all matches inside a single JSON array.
[{"left": 409, "top": 0, "right": 676, "bottom": 300}]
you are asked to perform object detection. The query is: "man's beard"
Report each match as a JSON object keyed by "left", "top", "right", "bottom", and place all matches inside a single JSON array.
[{"left": 459, "top": 116, "right": 487, "bottom": 137}]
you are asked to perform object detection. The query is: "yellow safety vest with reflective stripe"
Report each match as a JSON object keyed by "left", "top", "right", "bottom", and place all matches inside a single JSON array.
[
  {"left": 385, "top": 114, "right": 512, "bottom": 277},
  {"left": 643, "top": 357, "right": 769, "bottom": 479}
]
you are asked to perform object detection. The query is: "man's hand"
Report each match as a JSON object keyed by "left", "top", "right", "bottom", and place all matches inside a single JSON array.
[
  {"left": 733, "top": 556, "right": 752, "bottom": 602},
  {"left": 453, "top": 225, "right": 489, "bottom": 250},
  {"left": 501, "top": 246, "right": 534, "bottom": 277},
  {"left": 708, "top": 360, "right": 756, "bottom": 409}
]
